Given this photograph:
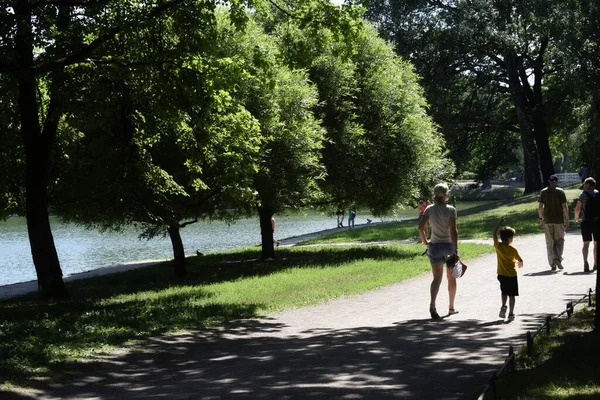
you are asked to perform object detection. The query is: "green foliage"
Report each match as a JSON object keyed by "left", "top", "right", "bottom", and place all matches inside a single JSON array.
[
  {"left": 214, "top": 11, "right": 327, "bottom": 214},
  {"left": 275, "top": 18, "right": 454, "bottom": 214},
  {"left": 364, "top": 0, "right": 576, "bottom": 185},
  {"left": 549, "top": 0, "right": 600, "bottom": 174},
  {"left": 51, "top": 6, "right": 269, "bottom": 238},
  {"left": 0, "top": 75, "right": 23, "bottom": 218},
  {"left": 352, "top": 26, "right": 453, "bottom": 212}
]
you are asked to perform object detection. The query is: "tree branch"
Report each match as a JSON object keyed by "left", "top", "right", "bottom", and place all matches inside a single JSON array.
[
  {"left": 33, "top": 0, "right": 190, "bottom": 75},
  {"left": 268, "top": 0, "right": 312, "bottom": 22},
  {"left": 179, "top": 218, "right": 198, "bottom": 228},
  {"left": 428, "top": 0, "right": 457, "bottom": 12},
  {"left": 31, "top": 0, "right": 107, "bottom": 7}
]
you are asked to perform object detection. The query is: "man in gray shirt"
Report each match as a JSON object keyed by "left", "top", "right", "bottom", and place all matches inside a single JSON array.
[{"left": 538, "top": 175, "right": 570, "bottom": 270}]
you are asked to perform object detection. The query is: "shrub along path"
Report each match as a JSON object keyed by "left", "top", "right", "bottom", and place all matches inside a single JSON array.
[{"left": 5, "top": 231, "right": 597, "bottom": 400}]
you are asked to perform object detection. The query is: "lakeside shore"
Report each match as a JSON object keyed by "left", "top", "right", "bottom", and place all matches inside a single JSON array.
[{"left": 0, "top": 221, "right": 382, "bottom": 300}]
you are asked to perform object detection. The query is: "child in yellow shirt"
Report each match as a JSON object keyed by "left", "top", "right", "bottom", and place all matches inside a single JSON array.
[{"left": 493, "top": 217, "right": 524, "bottom": 321}]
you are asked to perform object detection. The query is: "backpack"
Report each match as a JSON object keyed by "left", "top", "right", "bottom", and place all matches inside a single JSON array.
[{"left": 584, "top": 191, "right": 599, "bottom": 222}]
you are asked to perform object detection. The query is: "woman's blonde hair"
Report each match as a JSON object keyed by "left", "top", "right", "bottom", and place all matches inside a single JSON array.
[{"left": 433, "top": 183, "right": 449, "bottom": 205}]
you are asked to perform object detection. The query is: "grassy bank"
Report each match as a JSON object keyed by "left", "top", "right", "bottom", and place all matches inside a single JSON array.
[{"left": 304, "top": 188, "right": 581, "bottom": 245}]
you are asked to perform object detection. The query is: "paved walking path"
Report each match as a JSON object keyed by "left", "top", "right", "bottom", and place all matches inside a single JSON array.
[{"left": 4, "top": 230, "right": 597, "bottom": 400}]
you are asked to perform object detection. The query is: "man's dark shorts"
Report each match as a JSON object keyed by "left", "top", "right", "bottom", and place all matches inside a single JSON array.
[
  {"left": 580, "top": 220, "right": 600, "bottom": 242},
  {"left": 497, "top": 275, "right": 519, "bottom": 296}
]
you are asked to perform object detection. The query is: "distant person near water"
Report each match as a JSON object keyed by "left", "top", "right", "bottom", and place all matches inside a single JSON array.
[
  {"left": 418, "top": 183, "right": 459, "bottom": 319},
  {"left": 336, "top": 208, "right": 345, "bottom": 228},
  {"left": 418, "top": 200, "right": 428, "bottom": 223},
  {"left": 271, "top": 217, "right": 280, "bottom": 247},
  {"left": 574, "top": 177, "right": 599, "bottom": 272},
  {"left": 493, "top": 217, "right": 524, "bottom": 322},
  {"left": 348, "top": 206, "right": 357, "bottom": 229},
  {"left": 417, "top": 200, "right": 429, "bottom": 244},
  {"left": 538, "top": 174, "right": 570, "bottom": 271}
]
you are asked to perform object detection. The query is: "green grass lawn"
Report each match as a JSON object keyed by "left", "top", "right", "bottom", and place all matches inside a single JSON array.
[
  {"left": 303, "top": 189, "right": 581, "bottom": 245},
  {"left": 0, "top": 187, "right": 595, "bottom": 396}
]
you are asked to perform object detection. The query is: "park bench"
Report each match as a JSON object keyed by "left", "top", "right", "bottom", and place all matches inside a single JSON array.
[{"left": 553, "top": 172, "right": 580, "bottom": 185}]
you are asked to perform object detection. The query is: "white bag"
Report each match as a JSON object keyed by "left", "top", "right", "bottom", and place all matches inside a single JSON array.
[{"left": 451, "top": 260, "right": 462, "bottom": 278}]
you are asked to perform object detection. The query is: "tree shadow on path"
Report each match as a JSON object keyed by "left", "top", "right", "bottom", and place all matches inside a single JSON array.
[{"left": 3, "top": 311, "right": 555, "bottom": 400}]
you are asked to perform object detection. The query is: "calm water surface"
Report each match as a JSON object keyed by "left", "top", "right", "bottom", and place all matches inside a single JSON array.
[
  {"left": 0, "top": 201, "right": 491, "bottom": 287},
  {"left": 0, "top": 212, "right": 396, "bottom": 287}
]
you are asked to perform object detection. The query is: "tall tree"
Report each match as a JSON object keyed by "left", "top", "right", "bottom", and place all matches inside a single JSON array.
[
  {"left": 364, "top": 0, "right": 566, "bottom": 192},
  {"left": 51, "top": 5, "right": 265, "bottom": 278},
  {"left": 53, "top": 61, "right": 262, "bottom": 277},
  {"left": 553, "top": 0, "right": 600, "bottom": 177},
  {"left": 274, "top": 15, "right": 454, "bottom": 212},
  {"left": 213, "top": 13, "right": 326, "bottom": 259},
  {"left": 0, "top": 0, "right": 258, "bottom": 297}
]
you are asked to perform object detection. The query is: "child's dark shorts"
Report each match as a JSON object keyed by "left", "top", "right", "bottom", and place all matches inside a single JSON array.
[{"left": 497, "top": 275, "right": 519, "bottom": 296}]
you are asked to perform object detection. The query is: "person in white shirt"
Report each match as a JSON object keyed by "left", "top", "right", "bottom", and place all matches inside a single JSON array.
[{"left": 419, "top": 183, "right": 459, "bottom": 319}]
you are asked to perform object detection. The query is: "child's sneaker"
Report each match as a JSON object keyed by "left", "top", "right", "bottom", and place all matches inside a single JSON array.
[
  {"left": 507, "top": 313, "right": 515, "bottom": 321},
  {"left": 499, "top": 305, "right": 507, "bottom": 319}
]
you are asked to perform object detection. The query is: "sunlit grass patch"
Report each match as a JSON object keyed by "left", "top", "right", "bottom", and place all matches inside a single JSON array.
[{"left": 305, "top": 190, "right": 581, "bottom": 244}]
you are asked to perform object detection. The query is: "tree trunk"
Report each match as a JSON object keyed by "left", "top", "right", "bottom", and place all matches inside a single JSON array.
[
  {"left": 533, "top": 110, "right": 554, "bottom": 183},
  {"left": 258, "top": 206, "right": 275, "bottom": 259},
  {"left": 168, "top": 223, "right": 187, "bottom": 278},
  {"left": 24, "top": 141, "right": 69, "bottom": 298},
  {"left": 20, "top": 84, "right": 69, "bottom": 298},
  {"left": 531, "top": 38, "right": 554, "bottom": 183},
  {"left": 16, "top": 4, "right": 68, "bottom": 298},
  {"left": 590, "top": 92, "right": 600, "bottom": 177},
  {"left": 518, "top": 119, "right": 542, "bottom": 194},
  {"left": 505, "top": 52, "right": 542, "bottom": 193}
]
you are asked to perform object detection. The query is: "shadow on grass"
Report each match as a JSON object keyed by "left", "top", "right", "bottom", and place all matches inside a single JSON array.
[
  {"left": 494, "top": 308, "right": 599, "bottom": 399},
  {"left": 0, "top": 312, "right": 557, "bottom": 400},
  {"left": 0, "top": 245, "right": 423, "bottom": 385}
]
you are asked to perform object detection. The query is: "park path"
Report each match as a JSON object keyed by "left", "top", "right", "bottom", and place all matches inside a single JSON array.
[{"left": 4, "top": 230, "right": 597, "bottom": 400}]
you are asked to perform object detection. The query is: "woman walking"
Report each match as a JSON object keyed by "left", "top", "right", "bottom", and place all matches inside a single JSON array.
[{"left": 418, "top": 183, "right": 459, "bottom": 319}]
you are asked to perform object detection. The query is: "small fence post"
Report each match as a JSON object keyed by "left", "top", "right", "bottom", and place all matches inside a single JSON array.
[
  {"left": 478, "top": 290, "right": 595, "bottom": 400},
  {"left": 489, "top": 371, "right": 497, "bottom": 396}
]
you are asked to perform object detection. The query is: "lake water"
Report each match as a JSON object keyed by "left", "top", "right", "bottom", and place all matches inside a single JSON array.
[{"left": 0, "top": 212, "right": 400, "bottom": 287}]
